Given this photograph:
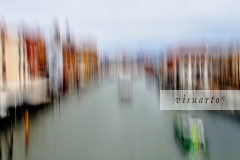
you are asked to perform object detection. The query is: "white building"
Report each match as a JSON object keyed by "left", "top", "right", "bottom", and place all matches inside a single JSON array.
[
  {"left": 179, "top": 45, "right": 210, "bottom": 90},
  {"left": 46, "top": 23, "right": 63, "bottom": 96},
  {"left": 0, "top": 26, "right": 28, "bottom": 117},
  {"left": 162, "top": 44, "right": 212, "bottom": 91}
]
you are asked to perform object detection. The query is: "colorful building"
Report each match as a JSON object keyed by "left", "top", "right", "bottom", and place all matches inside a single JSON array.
[{"left": 62, "top": 37, "right": 77, "bottom": 92}]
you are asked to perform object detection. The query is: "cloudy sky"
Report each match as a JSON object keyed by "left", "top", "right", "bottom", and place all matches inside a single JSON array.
[{"left": 1, "top": 0, "right": 240, "bottom": 51}]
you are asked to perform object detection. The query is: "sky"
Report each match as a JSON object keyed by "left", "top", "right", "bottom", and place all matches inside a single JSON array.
[{"left": 1, "top": 0, "right": 240, "bottom": 51}]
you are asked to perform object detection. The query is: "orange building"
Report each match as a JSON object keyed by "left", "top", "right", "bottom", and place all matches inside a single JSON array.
[
  {"left": 62, "top": 38, "right": 77, "bottom": 91},
  {"left": 24, "top": 29, "right": 46, "bottom": 78},
  {"left": 36, "top": 32, "right": 47, "bottom": 77},
  {"left": 78, "top": 43, "right": 98, "bottom": 86}
]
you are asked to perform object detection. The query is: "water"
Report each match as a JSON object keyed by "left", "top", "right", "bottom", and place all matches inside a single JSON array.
[{"left": 0, "top": 75, "right": 240, "bottom": 160}]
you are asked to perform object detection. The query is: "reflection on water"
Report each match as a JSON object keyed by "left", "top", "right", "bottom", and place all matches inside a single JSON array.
[
  {"left": 119, "top": 99, "right": 133, "bottom": 108},
  {"left": 145, "top": 72, "right": 160, "bottom": 96},
  {"left": 0, "top": 137, "right": 1, "bottom": 160},
  {"left": 8, "top": 121, "right": 13, "bottom": 160},
  {"left": 0, "top": 119, "right": 14, "bottom": 160},
  {"left": 24, "top": 109, "right": 29, "bottom": 156},
  {"left": 0, "top": 77, "right": 240, "bottom": 160}
]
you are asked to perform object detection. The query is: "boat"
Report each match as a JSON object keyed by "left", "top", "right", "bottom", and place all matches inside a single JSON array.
[
  {"left": 173, "top": 113, "right": 209, "bottom": 160},
  {"left": 23, "top": 77, "right": 50, "bottom": 106},
  {"left": 118, "top": 74, "right": 132, "bottom": 101}
]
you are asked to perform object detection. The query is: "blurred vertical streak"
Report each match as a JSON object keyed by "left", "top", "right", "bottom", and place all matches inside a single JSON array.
[
  {"left": 25, "top": 108, "right": 29, "bottom": 156},
  {"left": 22, "top": 28, "right": 26, "bottom": 92},
  {"left": 18, "top": 31, "right": 21, "bottom": 101},
  {"left": 1, "top": 27, "right": 6, "bottom": 91},
  {"left": 8, "top": 119, "right": 13, "bottom": 160},
  {"left": 0, "top": 134, "right": 2, "bottom": 160}
]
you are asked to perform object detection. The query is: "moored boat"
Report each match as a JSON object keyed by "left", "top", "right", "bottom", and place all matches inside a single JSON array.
[
  {"left": 118, "top": 74, "right": 132, "bottom": 101},
  {"left": 173, "top": 113, "right": 209, "bottom": 160}
]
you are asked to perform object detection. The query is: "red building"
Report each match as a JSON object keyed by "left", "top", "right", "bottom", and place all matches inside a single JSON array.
[{"left": 24, "top": 29, "right": 46, "bottom": 78}]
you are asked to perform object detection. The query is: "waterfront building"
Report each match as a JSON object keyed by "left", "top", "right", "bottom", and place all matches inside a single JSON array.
[
  {"left": 23, "top": 27, "right": 49, "bottom": 105},
  {"left": 62, "top": 23, "right": 77, "bottom": 92},
  {"left": 161, "top": 43, "right": 211, "bottom": 90},
  {"left": 76, "top": 40, "right": 98, "bottom": 87},
  {"left": 46, "top": 21, "right": 63, "bottom": 96},
  {"left": 0, "top": 22, "right": 29, "bottom": 116}
]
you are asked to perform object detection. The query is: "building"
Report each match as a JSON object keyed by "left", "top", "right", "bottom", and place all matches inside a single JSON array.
[
  {"left": 24, "top": 28, "right": 47, "bottom": 78},
  {"left": 161, "top": 43, "right": 212, "bottom": 90},
  {"left": 46, "top": 21, "right": 63, "bottom": 95},
  {"left": 22, "top": 26, "right": 49, "bottom": 105},
  {"left": 62, "top": 27, "right": 77, "bottom": 92},
  {"left": 76, "top": 40, "right": 98, "bottom": 87},
  {"left": 0, "top": 22, "right": 31, "bottom": 115}
]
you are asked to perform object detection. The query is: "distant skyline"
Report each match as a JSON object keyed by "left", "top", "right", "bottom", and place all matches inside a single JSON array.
[{"left": 1, "top": 0, "right": 240, "bottom": 51}]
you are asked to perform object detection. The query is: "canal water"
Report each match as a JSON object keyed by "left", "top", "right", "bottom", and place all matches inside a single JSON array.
[{"left": 0, "top": 74, "right": 240, "bottom": 160}]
